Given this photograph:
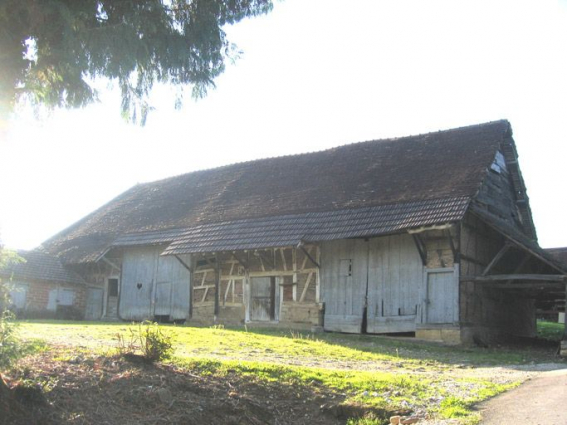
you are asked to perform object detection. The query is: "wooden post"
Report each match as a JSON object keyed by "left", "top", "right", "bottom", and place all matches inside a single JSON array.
[{"left": 214, "top": 257, "right": 220, "bottom": 322}]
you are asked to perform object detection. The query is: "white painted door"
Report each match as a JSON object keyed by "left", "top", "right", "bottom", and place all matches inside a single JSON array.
[{"left": 425, "top": 268, "right": 458, "bottom": 324}]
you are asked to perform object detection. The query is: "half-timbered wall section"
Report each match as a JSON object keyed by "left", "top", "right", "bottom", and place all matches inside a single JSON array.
[{"left": 190, "top": 246, "right": 321, "bottom": 327}]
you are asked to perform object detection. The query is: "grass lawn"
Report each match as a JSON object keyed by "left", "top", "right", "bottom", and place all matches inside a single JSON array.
[
  {"left": 12, "top": 320, "right": 566, "bottom": 424},
  {"left": 537, "top": 320, "right": 565, "bottom": 341}
]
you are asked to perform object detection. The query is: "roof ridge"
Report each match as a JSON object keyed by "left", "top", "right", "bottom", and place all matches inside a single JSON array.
[{"left": 141, "top": 119, "right": 511, "bottom": 186}]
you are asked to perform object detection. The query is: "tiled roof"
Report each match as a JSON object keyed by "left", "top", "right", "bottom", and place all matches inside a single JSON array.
[
  {"left": 111, "top": 228, "right": 188, "bottom": 248},
  {"left": 0, "top": 249, "right": 86, "bottom": 285},
  {"left": 42, "top": 120, "right": 512, "bottom": 264},
  {"left": 163, "top": 196, "right": 469, "bottom": 254}
]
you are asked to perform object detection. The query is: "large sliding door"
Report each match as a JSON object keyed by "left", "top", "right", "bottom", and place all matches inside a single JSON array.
[
  {"left": 321, "top": 235, "right": 428, "bottom": 334},
  {"left": 120, "top": 247, "right": 190, "bottom": 321}
]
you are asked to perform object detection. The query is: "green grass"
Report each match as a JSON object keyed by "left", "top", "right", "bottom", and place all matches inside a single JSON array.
[
  {"left": 537, "top": 320, "right": 565, "bottom": 341},
  {"left": 16, "top": 320, "right": 536, "bottom": 423},
  {"left": 17, "top": 320, "right": 530, "bottom": 367}
]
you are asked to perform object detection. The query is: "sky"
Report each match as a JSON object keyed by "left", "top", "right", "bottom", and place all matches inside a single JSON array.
[{"left": 1, "top": 0, "right": 567, "bottom": 250}]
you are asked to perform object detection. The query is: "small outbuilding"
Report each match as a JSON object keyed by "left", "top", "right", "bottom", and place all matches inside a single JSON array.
[
  {"left": 0, "top": 249, "right": 87, "bottom": 319},
  {"left": 33, "top": 120, "right": 566, "bottom": 343}
]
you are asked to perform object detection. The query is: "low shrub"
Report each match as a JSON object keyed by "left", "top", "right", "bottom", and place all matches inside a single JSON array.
[
  {"left": 116, "top": 321, "right": 173, "bottom": 362},
  {"left": 0, "top": 310, "right": 21, "bottom": 369}
]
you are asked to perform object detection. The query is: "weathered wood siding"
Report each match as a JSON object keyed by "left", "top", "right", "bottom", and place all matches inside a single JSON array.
[
  {"left": 321, "top": 232, "right": 460, "bottom": 334},
  {"left": 120, "top": 247, "right": 191, "bottom": 321},
  {"left": 320, "top": 239, "right": 368, "bottom": 333},
  {"left": 367, "top": 234, "right": 423, "bottom": 333}
]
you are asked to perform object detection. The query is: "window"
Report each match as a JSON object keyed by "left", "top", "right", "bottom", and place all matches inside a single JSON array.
[
  {"left": 58, "top": 289, "right": 75, "bottom": 306},
  {"left": 490, "top": 151, "right": 507, "bottom": 173}
]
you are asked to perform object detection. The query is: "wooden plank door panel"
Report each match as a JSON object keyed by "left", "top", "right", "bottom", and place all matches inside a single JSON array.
[
  {"left": 250, "top": 277, "right": 274, "bottom": 321},
  {"left": 425, "top": 268, "right": 458, "bottom": 324},
  {"left": 366, "top": 234, "right": 422, "bottom": 334},
  {"left": 321, "top": 240, "right": 367, "bottom": 333}
]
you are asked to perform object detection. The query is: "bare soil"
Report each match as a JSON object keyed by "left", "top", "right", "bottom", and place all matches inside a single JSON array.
[{"left": 1, "top": 347, "right": 401, "bottom": 425}]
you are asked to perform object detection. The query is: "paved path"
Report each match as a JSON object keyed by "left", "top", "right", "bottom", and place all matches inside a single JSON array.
[{"left": 478, "top": 368, "right": 567, "bottom": 424}]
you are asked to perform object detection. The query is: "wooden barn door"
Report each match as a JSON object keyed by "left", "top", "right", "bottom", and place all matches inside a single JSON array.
[
  {"left": 366, "top": 234, "right": 422, "bottom": 334},
  {"left": 320, "top": 240, "right": 368, "bottom": 333},
  {"left": 120, "top": 247, "right": 157, "bottom": 320},
  {"left": 250, "top": 277, "right": 277, "bottom": 321},
  {"left": 424, "top": 267, "right": 458, "bottom": 324},
  {"left": 155, "top": 254, "right": 191, "bottom": 321}
]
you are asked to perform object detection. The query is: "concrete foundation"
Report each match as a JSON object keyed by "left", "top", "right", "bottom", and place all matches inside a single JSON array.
[
  {"left": 416, "top": 325, "right": 461, "bottom": 344},
  {"left": 279, "top": 302, "right": 323, "bottom": 326}
]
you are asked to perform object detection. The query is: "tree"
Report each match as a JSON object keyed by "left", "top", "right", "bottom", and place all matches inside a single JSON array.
[{"left": 0, "top": 0, "right": 273, "bottom": 124}]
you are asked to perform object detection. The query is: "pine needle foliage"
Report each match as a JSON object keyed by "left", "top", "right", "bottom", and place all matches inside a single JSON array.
[{"left": 0, "top": 0, "right": 273, "bottom": 124}]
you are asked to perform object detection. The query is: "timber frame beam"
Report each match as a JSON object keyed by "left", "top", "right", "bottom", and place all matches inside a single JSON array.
[
  {"left": 101, "top": 256, "right": 121, "bottom": 273},
  {"left": 174, "top": 255, "right": 192, "bottom": 273},
  {"left": 470, "top": 274, "right": 567, "bottom": 282},
  {"left": 444, "top": 228, "right": 459, "bottom": 263},
  {"left": 232, "top": 253, "right": 248, "bottom": 269},
  {"left": 298, "top": 243, "right": 320, "bottom": 269},
  {"left": 411, "top": 234, "right": 427, "bottom": 266},
  {"left": 482, "top": 242, "right": 512, "bottom": 276}
]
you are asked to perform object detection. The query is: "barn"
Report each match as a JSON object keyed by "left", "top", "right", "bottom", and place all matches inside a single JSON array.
[{"left": 36, "top": 120, "right": 566, "bottom": 343}]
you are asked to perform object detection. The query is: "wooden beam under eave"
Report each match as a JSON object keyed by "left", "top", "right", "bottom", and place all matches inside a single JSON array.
[
  {"left": 101, "top": 256, "right": 121, "bottom": 273},
  {"left": 299, "top": 245, "right": 320, "bottom": 269},
  {"left": 480, "top": 282, "right": 565, "bottom": 289},
  {"left": 472, "top": 274, "right": 567, "bottom": 282},
  {"left": 482, "top": 243, "right": 511, "bottom": 276},
  {"left": 411, "top": 234, "right": 427, "bottom": 266},
  {"left": 174, "top": 255, "right": 192, "bottom": 273}
]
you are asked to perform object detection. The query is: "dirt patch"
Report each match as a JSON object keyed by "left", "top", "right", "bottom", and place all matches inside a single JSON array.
[{"left": 1, "top": 347, "right": 401, "bottom": 425}]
